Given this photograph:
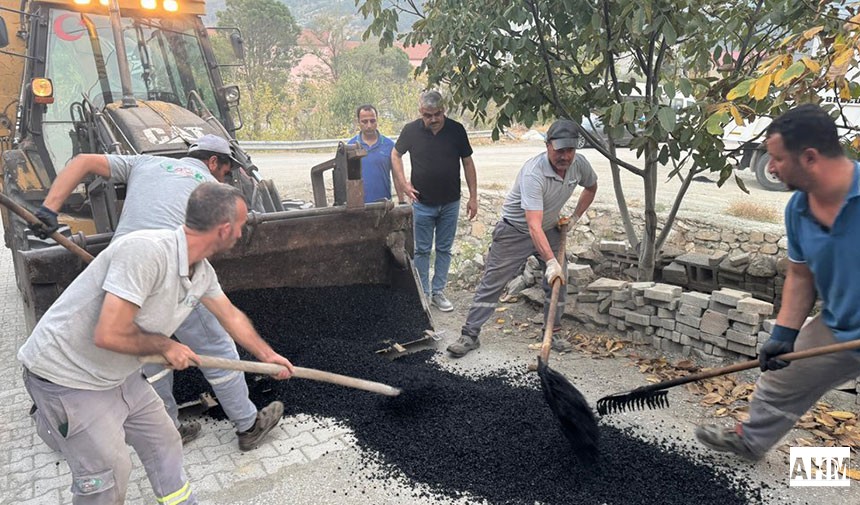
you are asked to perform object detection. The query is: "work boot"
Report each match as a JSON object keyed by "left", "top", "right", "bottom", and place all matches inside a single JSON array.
[
  {"left": 695, "top": 424, "right": 760, "bottom": 461},
  {"left": 447, "top": 335, "right": 480, "bottom": 358},
  {"left": 238, "top": 401, "right": 284, "bottom": 452},
  {"left": 431, "top": 293, "right": 454, "bottom": 312},
  {"left": 179, "top": 420, "right": 202, "bottom": 445}
]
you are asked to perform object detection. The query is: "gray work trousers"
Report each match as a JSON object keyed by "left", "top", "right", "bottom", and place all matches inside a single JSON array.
[
  {"left": 23, "top": 369, "right": 196, "bottom": 504},
  {"left": 462, "top": 220, "right": 565, "bottom": 339},
  {"left": 742, "top": 316, "right": 860, "bottom": 457},
  {"left": 142, "top": 304, "right": 258, "bottom": 432}
]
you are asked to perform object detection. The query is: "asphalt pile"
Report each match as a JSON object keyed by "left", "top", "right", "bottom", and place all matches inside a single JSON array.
[{"left": 175, "top": 285, "right": 763, "bottom": 505}]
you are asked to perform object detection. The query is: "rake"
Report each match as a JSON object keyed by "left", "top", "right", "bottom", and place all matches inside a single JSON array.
[{"left": 596, "top": 338, "right": 860, "bottom": 415}]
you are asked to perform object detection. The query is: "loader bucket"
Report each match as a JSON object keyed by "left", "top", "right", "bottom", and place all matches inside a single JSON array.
[{"left": 15, "top": 203, "right": 433, "bottom": 342}]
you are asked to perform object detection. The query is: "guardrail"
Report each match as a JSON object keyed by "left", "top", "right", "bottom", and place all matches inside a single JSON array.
[{"left": 238, "top": 130, "right": 496, "bottom": 152}]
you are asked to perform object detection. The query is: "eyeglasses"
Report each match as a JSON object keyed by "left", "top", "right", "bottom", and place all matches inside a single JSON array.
[{"left": 421, "top": 111, "right": 444, "bottom": 120}]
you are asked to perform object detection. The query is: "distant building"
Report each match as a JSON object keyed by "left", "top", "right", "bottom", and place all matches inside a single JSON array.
[{"left": 291, "top": 29, "right": 430, "bottom": 81}]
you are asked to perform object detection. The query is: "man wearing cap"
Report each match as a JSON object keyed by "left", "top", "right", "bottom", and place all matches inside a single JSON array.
[
  {"left": 29, "top": 134, "right": 288, "bottom": 451},
  {"left": 448, "top": 119, "right": 598, "bottom": 357}
]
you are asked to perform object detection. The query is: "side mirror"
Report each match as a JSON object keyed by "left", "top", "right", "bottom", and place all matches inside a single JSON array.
[
  {"left": 0, "top": 18, "right": 9, "bottom": 49},
  {"left": 229, "top": 31, "right": 244, "bottom": 60}
]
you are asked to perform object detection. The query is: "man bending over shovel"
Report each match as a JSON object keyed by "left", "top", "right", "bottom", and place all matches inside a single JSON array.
[{"left": 448, "top": 119, "right": 597, "bottom": 358}]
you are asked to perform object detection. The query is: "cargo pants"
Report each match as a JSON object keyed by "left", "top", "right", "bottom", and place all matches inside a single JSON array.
[
  {"left": 461, "top": 220, "right": 565, "bottom": 339},
  {"left": 23, "top": 369, "right": 195, "bottom": 504},
  {"left": 143, "top": 304, "right": 258, "bottom": 432},
  {"left": 742, "top": 316, "right": 860, "bottom": 457}
]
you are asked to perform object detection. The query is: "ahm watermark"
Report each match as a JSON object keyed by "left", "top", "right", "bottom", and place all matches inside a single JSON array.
[{"left": 789, "top": 447, "right": 851, "bottom": 487}]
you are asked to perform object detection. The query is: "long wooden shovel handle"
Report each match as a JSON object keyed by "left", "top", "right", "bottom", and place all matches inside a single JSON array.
[
  {"left": 539, "top": 220, "right": 570, "bottom": 363},
  {"left": 140, "top": 354, "right": 401, "bottom": 397},
  {"left": 626, "top": 338, "right": 860, "bottom": 394},
  {"left": 0, "top": 193, "right": 94, "bottom": 263}
]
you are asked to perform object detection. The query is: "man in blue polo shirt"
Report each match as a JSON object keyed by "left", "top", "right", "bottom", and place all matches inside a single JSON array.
[
  {"left": 348, "top": 104, "right": 401, "bottom": 203},
  {"left": 696, "top": 104, "right": 860, "bottom": 460}
]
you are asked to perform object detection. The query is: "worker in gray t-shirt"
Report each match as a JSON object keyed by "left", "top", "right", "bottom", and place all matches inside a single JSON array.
[
  {"left": 29, "top": 135, "right": 286, "bottom": 451},
  {"left": 19, "top": 183, "right": 294, "bottom": 504},
  {"left": 448, "top": 119, "right": 598, "bottom": 358}
]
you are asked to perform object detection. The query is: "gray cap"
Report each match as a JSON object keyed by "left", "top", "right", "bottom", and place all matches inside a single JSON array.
[
  {"left": 188, "top": 134, "right": 240, "bottom": 165},
  {"left": 546, "top": 119, "right": 580, "bottom": 150}
]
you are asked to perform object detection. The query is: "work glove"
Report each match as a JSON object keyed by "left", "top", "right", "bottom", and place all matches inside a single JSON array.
[
  {"left": 29, "top": 205, "right": 59, "bottom": 239},
  {"left": 759, "top": 324, "right": 799, "bottom": 372},
  {"left": 544, "top": 258, "right": 565, "bottom": 286}
]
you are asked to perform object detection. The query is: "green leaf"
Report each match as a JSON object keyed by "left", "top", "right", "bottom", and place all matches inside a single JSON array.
[
  {"left": 705, "top": 112, "right": 728, "bottom": 135},
  {"left": 658, "top": 144, "right": 669, "bottom": 165},
  {"left": 727, "top": 79, "right": 755, "bottom": 100},
  {"left": 663, "top": 22, "right": 677, "bottom": 45},
  {"left": 623, "top": 101, "right": 636, "bottom": 122},
  {"left": 734, "top": 173, "right": 750, "bottom": 194},
  {"left": 657, "top": 106, "right": 676, "bottom": 132},
  {"left": 775, "top": 60, "right": 805, "bottom": 86},
  {"left": 679, "top": 78, "right": 692, "bottom": 97},
  {"left": 609, "top": 104, "right": 622, "bottom": 126}
]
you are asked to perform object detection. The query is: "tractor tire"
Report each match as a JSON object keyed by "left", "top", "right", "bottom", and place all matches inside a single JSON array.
[{"left": 753, "top": 152, "right": 787, "bottom": 192}]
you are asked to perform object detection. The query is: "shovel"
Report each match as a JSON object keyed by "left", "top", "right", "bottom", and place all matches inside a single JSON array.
[
  {"left": 533, "top": 218, "right": 600, "bottom": 462},
  {"left": 140, "top": 354, "right": 402, "bottom": 397},
  {"left": 0, "top": 193, "right": 94, "bottom": 263}
]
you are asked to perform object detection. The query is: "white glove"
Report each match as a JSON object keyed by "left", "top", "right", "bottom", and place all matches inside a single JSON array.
[{"left": 544, "top": 258, "right": 565, "bottom": 286}]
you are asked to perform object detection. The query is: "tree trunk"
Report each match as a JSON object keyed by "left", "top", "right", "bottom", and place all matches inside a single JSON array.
[{"left": 638, "top": 145, "right": 659, "bottom": 281}]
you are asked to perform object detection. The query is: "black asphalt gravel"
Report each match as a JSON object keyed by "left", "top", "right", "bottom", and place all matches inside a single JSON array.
[{"left": 175, "top": 285, "right": 764, "bottom": 505}]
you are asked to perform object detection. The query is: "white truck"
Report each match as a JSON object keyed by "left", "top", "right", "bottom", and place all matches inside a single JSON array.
[{"left": 724, "top": 94, "right": 860, "bottom": 191}]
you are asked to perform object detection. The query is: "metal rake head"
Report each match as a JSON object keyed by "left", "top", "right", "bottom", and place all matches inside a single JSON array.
[{"left": 595, "top": 389, "right": 670, "bottom": 416}]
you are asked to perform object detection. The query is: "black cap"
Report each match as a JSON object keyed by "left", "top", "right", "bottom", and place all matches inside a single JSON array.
[{"left": 546, "top": 119, "right": 580, "bottom": 149}]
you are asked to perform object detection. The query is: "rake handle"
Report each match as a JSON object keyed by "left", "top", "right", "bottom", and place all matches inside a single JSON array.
[
  {"left": 539, "top": 220, "right": 570, "bottom": 363},
  {"left": 140, "top": 354, "right": 401, "bottom": 397},
  {"left": 627, "top": 338, "right": 860, "bottom": 395},
  {"left": 0, "top": 193, "right": 94, "bottom": 263}
]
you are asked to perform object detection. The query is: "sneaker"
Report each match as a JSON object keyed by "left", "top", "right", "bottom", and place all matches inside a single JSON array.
[
  {"left": 179, "top": 420, "right": 202, "bottom": 445},
  {"left": 431, "top": 293, "right": 454, "bottom": 312},
  {"left": 447, "top": 335, "right": 480, "bottom": 358},
  {"left": 695, "top": 424, "right": 760, "bottom": 461},
  {"left": 238, "top": 401, "right": 284, "bottom": 452}
]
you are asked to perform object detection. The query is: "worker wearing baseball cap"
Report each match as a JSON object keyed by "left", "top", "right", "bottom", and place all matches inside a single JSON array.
[
  {"left": 28, "top": 134, "right": 289, "bottom": 453},
  {"left": 449, "top": 119, "right": 598, "bottom": 357}
]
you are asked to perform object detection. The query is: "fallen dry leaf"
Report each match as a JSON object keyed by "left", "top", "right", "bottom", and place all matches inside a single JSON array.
[
  {"left": 828, "top": 411, "right": 857, "bottom": 421},
  {"left": 494, "top": 307, "right": 508, "bottom": 312},
  {"left": 840, "top": 468, "right": 860, "bottom": 481}
]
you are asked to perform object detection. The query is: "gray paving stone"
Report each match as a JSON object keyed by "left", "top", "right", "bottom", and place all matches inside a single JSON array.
[
  {"left": 699, "top": 310, "right": 730, "bottom": 336},
  {"left": 736, "top": 297, "right": 775, "bottom": 316},
  {"left": 680, "top": 291, "right": 711, "bottom": 309},
  {"left": 711, "top": 288, "right": 751, "bottom": 307},
  {"left": 301, "top": 438, "right": 347, "bottom": 462}
]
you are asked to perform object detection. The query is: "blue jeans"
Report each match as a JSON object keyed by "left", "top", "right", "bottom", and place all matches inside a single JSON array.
[{"left": 413, "top": 200, "right": 460, "bottom": 296}]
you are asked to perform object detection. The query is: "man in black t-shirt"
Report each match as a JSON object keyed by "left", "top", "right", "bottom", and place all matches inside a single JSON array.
[{"left": 391, "top": 90, "right": 477, "bottom": 312}]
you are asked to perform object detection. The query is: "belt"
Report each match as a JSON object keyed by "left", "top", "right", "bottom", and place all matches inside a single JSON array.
[
  {"left": 24, "top": 367, "right": 55, "bottom": 384},
  {"left": 502, "top": 218, "right": 527, "bottom": 233}
]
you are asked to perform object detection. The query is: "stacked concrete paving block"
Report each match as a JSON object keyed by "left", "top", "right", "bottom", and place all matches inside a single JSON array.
[
  {"left": 566, "top": 263, "right": 595, "bottom": 296},
  {"left": 644, "top": 283, "right": 683, "bottom": 352},
  {"left": 576, "top": 277, "right": 628, "bottom": 328},
  {"left": 574, "top": 278, "right": 776, "bottom": 361}
]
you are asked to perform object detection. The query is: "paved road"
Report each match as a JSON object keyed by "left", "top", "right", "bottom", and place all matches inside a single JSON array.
[{"left": 251, "top": 140, "right": 793, "bottom": 227}]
